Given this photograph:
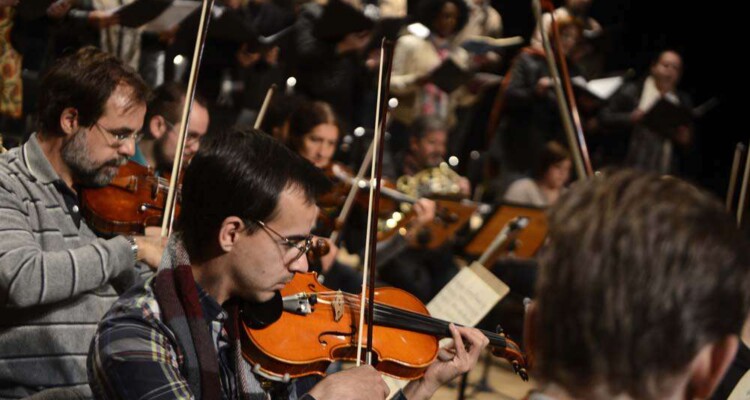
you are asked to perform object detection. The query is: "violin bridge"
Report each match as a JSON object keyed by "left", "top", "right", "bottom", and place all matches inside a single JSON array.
[{"left": 332, "top": 290, "right": 344, "bottom": 322}]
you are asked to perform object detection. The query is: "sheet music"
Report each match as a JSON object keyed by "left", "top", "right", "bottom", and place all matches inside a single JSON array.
[
  {"left": 730, "top": 371, "right": 750, "bottom": 400},
  {"left": 427, "top": 262, "right": 509, "bottom": 326},
  {"left": 144, "top": 1, "right": 200, "bottom": 32}
]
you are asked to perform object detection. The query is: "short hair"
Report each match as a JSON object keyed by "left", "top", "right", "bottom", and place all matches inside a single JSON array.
[
  {"left": 260, "top": 93, "right": 305, "bottom": 135},
  {"left": 533, "top": 170, "right": 750, "bottom": 399},
  {"left": 416, "top": 0, "right": 469, "bottom": 34},
  {"left": 531, "top": 141, "right": 571, "bottom": 180},
  {"left": 410, "top": 115, "right": 447, "bottom": 142},
  {"left": 176, "top": 128, "right": 332, "bottom": 261},
  {"left": 143, "top": 82, "right": 208, "bottom": 139},
  {"left": 287, "top": 101, "right": 339, "bottom": 152},
  {"left": 37, "top": 46, "right": 151, "bottom": 137}
]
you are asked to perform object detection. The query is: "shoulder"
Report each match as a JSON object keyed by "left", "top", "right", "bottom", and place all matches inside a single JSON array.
[
  {"left": 93, "top": 274, "right": 183, "bottom": 367},
  {"left": 100, "top": 275, "right": 163, "bottom": 327},
  {"left": 0, "top": 148, "right": 32, "bottom": 198},
  {"left": 507, "top": 178, "right": 537, "bottom": 192},
  {"left": 396, "top": 34, "right": 429, "bottom": 49}
]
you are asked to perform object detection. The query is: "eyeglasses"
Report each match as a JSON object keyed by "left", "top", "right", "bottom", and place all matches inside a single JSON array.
[
  {"left": 164, "top": 120, "right": 203, "bottom": 145},
  {"left": 95, "top": 122, "right": 144, "bottom": 145},
  {"left": 253, "top": 220, "right": 313, "bottom": 263}
]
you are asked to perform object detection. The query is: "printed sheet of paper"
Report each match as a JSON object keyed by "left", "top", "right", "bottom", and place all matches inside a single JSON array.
[{"left": 144, "top": 1, "right": 200, "bottom": 32}]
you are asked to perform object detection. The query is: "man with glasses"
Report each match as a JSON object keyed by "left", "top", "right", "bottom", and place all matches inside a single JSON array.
[
  {"left": 133, "top": 82, "right": 210, "bottom": 173},
  {"left": 0, "top": 47, "right": 165, "bottom": 398},
  {"left": 89, "top": 128, "right": 489, "bottom": 400}
]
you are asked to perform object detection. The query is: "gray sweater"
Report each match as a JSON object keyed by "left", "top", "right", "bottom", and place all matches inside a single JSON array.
[{"left": 0, "top": 134, "right": 141, "bottom": 399}]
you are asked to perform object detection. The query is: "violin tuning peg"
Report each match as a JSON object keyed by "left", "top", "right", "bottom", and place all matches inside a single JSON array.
[{"left": 495, "top": 325, "right": 505, "bottom": 336}]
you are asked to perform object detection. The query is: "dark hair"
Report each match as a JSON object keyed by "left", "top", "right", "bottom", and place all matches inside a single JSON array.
[
  {"left": 532, "top": 141, "right": 571, "bottom": 180},
  {"left": 177, "top": 128, "right": 331, "bottom": 261},
  {"left": 410, "top": 115, "right": 447, "bottom": 141},
  {"left": 650, "top": 49, "right": 683, "bottom": 71},
  {"left": 416, "top": 0, "right": 469, "bottom": 35},
  {"left": 38, "top": 46, "right": 151, "bottom": 137},
  {"left": 260, "top": 93, "right": 306, "bottom": 135},
  {"left": 533, "top": 170, "right": 750, "bottom": 399},
  {"left": 287, "top": 101, "right": 340, "bottom": 152},
  {"left": 144, "top": 82, "right": 208, "bottom": 139}
]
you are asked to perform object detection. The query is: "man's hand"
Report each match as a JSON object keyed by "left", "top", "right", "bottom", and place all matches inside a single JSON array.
[
  {"left": 535, "top": 76, "right": 553, "bottom": 96},
  {"left": 316, "top": 237, "right": 338, "bottom": 274},
  {"left": 630, "top": 109, "right": 645, "bottom": 124},
  {"left": 457, "top": 177, "right": 471, "bottom": 197},
  {"left": 336, "top": 30, "right": 371, "bottom": 54},
  {"left": 411, "top": 198, "right": 436, "bottom": 230},
  {"left": 673, "top": 125, "right": 692, "bottom": 147},
  {"left": 133, "top": 227, "right": 167, "bottom": 270},
  {"left": 402, "top": 324, "right": 489, "bottom": 400},
  {"left": 307, "top": 365, "right": 390, "bottom": 400},
  {"left": 87, "top": 9, "right": 119, "bottom": 29}
]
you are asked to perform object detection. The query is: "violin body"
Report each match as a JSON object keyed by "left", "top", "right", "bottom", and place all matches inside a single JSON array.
[
  {"left": 80, "top": 161, "right": 181, "bottom": 236},
  {"left": 241, "top": 272, "right": 439, "bottom": 381}
]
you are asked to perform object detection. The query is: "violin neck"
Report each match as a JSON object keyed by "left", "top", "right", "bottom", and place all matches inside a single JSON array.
[
  {"left": 370, "top": 302, "right": 507, "bottom": 348},
  {"left": 380, "top": 186, "right": 417, "bottom": 205}
]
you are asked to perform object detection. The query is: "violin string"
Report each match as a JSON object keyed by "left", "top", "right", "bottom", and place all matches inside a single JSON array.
[
  {"left": 314, "top": 292, "right": 449, "bottom": 334},
  {"left": 311, "top": 291, "right": 507, "bottom": 346}
]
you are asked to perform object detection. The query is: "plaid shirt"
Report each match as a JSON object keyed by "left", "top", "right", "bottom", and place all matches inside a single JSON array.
[
  {"left": 88, "top": 275, "right": 238, "bottom": 399},
  {"left": 89, "top": 274, "right": 410, "bottom": 400}
]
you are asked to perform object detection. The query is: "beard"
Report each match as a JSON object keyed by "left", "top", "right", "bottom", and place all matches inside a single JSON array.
[{"left": 61, "top": 128, "right": 127, "bottom": 187}]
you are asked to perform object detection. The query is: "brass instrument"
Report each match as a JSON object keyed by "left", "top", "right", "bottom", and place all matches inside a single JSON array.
[{"left": 396, "top": 162, "right": 465, "bottom": 199}]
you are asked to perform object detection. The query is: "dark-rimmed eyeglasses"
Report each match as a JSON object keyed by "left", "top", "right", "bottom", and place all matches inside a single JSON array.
[
  {"left": 253, "top": 220, "right": 313, "bottom": 263},
  {"left": 95, "top": 122, "right": 144, "bottom": 145},
  {"left": 163, "top": 120, "right": 203, "bottom": 145}
]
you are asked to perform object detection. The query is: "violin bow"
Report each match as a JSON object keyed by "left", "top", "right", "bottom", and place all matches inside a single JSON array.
[
  {"left": 357, "top": 38, "right": 396, "bottom": 366},
  {"left": 532, "top": 0, "right": 593, "bottom": 179},
  {"left": 254, "top": 84, "right": 277, "bottom": 130},
  {"left": 161, "top": 0, "right": 216, "bottom": 237},
  {"left": 737, "top": 142, "right": 750, "bottom": 226},
  {"left": 727, "top": 142, "right": 746, "bottom": 212}
]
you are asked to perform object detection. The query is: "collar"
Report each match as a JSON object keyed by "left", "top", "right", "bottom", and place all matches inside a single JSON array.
[
  {"left": 22, "top": 133, "right": 65, "bottom": 185},
  {"left": 196, "top": 282, "right": 227, "bottom": 324}
]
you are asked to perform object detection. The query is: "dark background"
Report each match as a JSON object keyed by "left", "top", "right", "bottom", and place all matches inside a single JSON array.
[{"left": 493, "top": 0, "right": 744, "bottom": 197}]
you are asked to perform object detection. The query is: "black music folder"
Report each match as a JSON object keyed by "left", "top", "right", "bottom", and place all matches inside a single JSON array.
[
  {"left": 16, "top": 0, "right": 56, "bottom": 20},
  {"left": 115, "top": 0, "right": 173, "bottom": 28},
  {"left": 641, "top": 98, "right": 693, "bottom": 137},
  {"left": 429, "top": 58, "right": 472, "bottom": 93},
  {"left": 313, "top": 0, "right": 374, "bottom": 41}
]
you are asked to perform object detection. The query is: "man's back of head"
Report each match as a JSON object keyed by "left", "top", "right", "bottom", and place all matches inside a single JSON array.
[{"left": 529, "top": 170, "right": 750, "bottom": 399}]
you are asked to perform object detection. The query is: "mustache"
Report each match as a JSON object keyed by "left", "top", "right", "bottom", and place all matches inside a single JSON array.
[{"left": 103, "top": 157, "right": 128, "bottom": 168}]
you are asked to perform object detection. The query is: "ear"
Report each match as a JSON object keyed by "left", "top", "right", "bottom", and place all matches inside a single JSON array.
[
  {"left": 59, "top": 107, "right": 80, "bottom": 137},
  {"left": 217, "top": 216, "right": 247, "bottom": 253},
  {"left": 687, "top": 335, "right": 739, "bottom": 399},
  {"left": 149, "top": 115, "right": 168, "bottom": 140}
]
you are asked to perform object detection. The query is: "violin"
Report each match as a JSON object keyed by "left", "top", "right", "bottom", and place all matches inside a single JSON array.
[
  {"left": 79, "top": 160, "right": 182, "bottom": 236},
  {"left": 318, "top": 162, "right": 400, "bottom": 216},
  {"left": 239, "top": 272, "right": 528, "bottom": 382}
]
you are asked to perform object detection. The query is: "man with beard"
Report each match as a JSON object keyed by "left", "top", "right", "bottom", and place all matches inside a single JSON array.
[
  {"left": 390, "top": 115, "right": 470, "bottom": 197},
  {"left": 132, "top": 83, "right": 210, "bottom": 173},
  {"left": 0, "top": 46, "right": 164, "bottom": 399}
]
